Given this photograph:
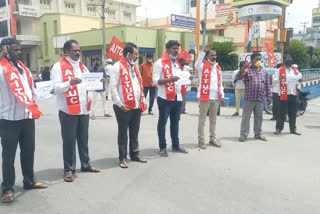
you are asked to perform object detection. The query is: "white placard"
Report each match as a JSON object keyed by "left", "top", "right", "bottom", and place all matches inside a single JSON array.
[
  {"left": 176, "top": 71, "right": 191, "bottom": 86},
  {"left": 81, "top": 73, "right": 103, "bottom": 91},
  {"left": 35, "top": 81, "right": 54, "bottom": 102}
]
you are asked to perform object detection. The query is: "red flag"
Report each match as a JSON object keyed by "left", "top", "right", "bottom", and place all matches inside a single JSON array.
[
  {"left": 265, "top": 43, "right": 278, "bottom": 69},
  {"left": 178, "top": 46, "right": 192, "bottom": 64},
  {"left": 106, "top": 36, "right": 125, "bottom": 61}
]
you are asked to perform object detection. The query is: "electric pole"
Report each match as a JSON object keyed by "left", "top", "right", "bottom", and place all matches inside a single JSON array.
[
  {"left": 201, "top": 0, "right": 215, "bottom": 50},
  {"left": 88, "top": 0, "right": 107, "bottom": 66}
]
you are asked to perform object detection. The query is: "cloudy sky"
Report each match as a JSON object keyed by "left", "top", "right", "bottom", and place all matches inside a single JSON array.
[{"left": 137, "top": 0, "right": 319, "bottom": 33}]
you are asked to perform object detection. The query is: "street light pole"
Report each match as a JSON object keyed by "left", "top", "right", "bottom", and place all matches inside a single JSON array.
[
  {"left": 101, "top": 0, "right": 107, "bottom": 66},
  {"left": 201, "top": 0, "right": 213, "bottom": 50}
]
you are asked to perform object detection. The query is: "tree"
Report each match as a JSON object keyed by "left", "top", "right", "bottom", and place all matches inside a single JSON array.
[
  {"left": 311, "top": 48, "right": 320, "bottom": 68},
  {"left": 210, "top": 41, "right": 238, "bottom": 71},
  {"left": 285, "top": 40, "right": 311, "bottom": 69}
]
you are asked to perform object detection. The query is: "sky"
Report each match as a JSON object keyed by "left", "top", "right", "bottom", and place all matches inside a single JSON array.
[{"left": 136, "top": 0, "right": 319, "bottom": 33}]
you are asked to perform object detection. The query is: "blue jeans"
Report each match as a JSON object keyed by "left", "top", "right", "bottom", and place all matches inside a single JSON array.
[{"left": 157, "top": 97, "right": 183, "bottom": 150}]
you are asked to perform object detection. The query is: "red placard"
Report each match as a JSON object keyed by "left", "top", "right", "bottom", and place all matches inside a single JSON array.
[{"left": 106, "top": 36, "right": 125, "bottom": 60}]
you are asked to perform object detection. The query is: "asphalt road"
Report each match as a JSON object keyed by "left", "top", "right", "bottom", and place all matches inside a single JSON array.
[{"left": 0, "top": 96, "right": 320, "bottom": 214}]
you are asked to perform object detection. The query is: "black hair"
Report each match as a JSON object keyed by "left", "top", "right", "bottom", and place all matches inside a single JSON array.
[
  {"left": 1, "top": 38, "right": 19, "bottom": 46},
  {"left": 239, "top": 61, "right": 246, "bottom": 70},
  {"left": 205, "top": 48, "right": 217, "bottom": 58},
  {"left": 165, "top": 40, "right": 180, "bottom": 49},
  {"left": 63, "top": 40, "right": 79, "bottom": 53},
  {"left": 123, "top": 42, "right": 137, "bottom": 57},
  {"left": 250, "top": 52, "right": 261, "bottom": 61},
  {"left": 146, "top": 53, "right": 153, "bottom": 58}
]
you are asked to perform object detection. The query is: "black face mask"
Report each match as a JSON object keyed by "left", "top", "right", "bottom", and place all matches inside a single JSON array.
[{"left": 285, "top": 60, "right": 293, "bottom": 67}]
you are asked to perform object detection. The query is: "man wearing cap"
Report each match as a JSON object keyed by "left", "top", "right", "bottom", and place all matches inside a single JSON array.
[{"left": 140, "top": 54, "right": 156, "bottom": 115}]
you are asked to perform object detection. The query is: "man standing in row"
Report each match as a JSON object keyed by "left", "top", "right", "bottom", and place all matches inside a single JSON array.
[
  {"left": 274, "top": 55, "right": 302, "bottom": 135},
  {"left": 153, "top": 40, "right": 188, "bottom": 157},
  {"left": 110, "top": 42, "right": 147, "bottom": 168},
  {"left": 51, "top": 40, "right": 100, "bottom": 182},
  {"left": 0, "top": 39, "right": 47, "bottom": 203},
  {"left": 140, "top": 53, "right": 156, "bottom": 115},
  {"left": 195, "top": 45, "right": 224, "bottom": 150},
  {"left": 232, "top": 61, "right": 246, "bottom": 116},
  {"left": 90, "top": 60, "right": 111, "bottom": 119},
  {"left": 239, "top": 53, "right": 272, "bottom": 142}
]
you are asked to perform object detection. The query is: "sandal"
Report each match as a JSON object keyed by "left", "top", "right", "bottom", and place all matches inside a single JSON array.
[
  {"left": 119, "top": 161, "right": 128, "bottom": 168},
  {"left": 64, "top": 172, "right": 74, "bottom": 182},
  {"left": 24, "top": 182, "right": 48, "bottom": 190},
  {"left": 1, "top": 193, "right": 14, "bottom": 203}
]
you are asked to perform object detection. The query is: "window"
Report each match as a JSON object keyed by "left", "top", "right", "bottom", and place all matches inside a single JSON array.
[
  {"left": 64, "top": 2, "right": 75, "bottom": 13},
  {"left": 40, "top": 0, "right": 51, "bottom": 9},
  {"left": 123, "top": 11, "right": 131, "bottom": 18},
  {"left": 218, "top": 29, "right": 224, "bottom": 36},
  {"left": 219, "top": 0, "right": 225, "bottom": 4},
  {"left": 87, "top": 6, "right": 96, "bottom": 16},
  {"left": 107, "top": 9, "right": 116, "bottom": 19}
]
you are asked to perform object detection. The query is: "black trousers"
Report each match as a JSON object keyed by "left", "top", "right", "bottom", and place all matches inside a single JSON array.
[
  {"left": 58, "top": 111, "right": 91, "bottom": 173},
  {"left": 144, "top": 86, "right": 156, "bottom": 113},
  {"left": 272, "top": 92, "right": 280, "bottom": 120},
  {"left": 276, "top": 95, "right": 297, "bottom": 132},
  {"left": 113, "top": 105, "right": 141, "bottom": 161},
  {"left": 0, "top": 119, "right": 36, "bottom": 194}
]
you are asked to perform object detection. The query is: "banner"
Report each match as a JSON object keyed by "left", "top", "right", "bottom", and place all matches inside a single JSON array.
[
  {"left": 106, "top": 36, "right": 125, "bottom": 60},
  {"left": 171, "top": 14, "right": 196, "bottom": 30},
  {"left": 313, "top": 8, "right": 320, "bottom": 27},
  {"left": 231, "top": 0, "right": 291, "bottom": 7},
  {"left": 35, "top": 81, "right": 54, "bottom": 102},
  {"left": 215, "top": 3, "right": 238, "bottom": 26}
]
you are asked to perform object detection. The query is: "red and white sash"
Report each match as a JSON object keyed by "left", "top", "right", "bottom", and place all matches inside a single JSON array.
[
  {"left": 60, "top": 56, "right": 91, "bottom": 115},
  {"left": 279, "top": 65, "right": 299, "bottom": 101},
  {"left": 161, "top": 52, "right": 176, "bottom": 101},
  {"left": 200, "top": 61, "right": 222, "bottom": 102},
  {"left": 119, "top": 56, "right": 146, "bottom": 111},
  {"left": 0, "top": 57, "right": 42, "bottom": 119}
]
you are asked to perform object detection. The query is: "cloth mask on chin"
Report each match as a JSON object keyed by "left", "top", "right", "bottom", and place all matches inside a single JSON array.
[{"left": 254, "top": 60, "right": 262, "bottom": 68}]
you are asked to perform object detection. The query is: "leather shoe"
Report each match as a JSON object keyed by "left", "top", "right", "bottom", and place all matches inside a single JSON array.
[
  {"left": 254, "top": 135, "right": 267, "bottom": 141},
  {"left": 290, "top": 130, "right": 301, "bottom": 135},
  {"left": 172, "top": 147, "right": 189, "bottom": 153},
  {"left": 198, "top": 142, "right": 208, "bottom": 150},
  {"left": 159, "top": 149, "right": 168, "bottom": 157},
  {"left": 131, "top": 157, "right": 148, "bottom": 163},
  {"left": 274, "top": 129, "right": 281, "bottom": 135},
  {"left": 209, "top": 141, "right": 222, "bottom": 148}
]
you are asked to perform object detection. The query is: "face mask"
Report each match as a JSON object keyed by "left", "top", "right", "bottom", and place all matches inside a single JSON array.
[
  {"left": 285, "top": 60, "right": 293, "bottom": 67},
  {"left": 147, "top": 59, "right": 153, "bottom": 63},
  {"left": 129, "top": 59, "right": 135, "bottom": 65},
  {"left": 254, "top": 60, "right": 262, "bottom": 68},
  {"left": 169, "top": 54, "right": 177, "bottom": 60}
]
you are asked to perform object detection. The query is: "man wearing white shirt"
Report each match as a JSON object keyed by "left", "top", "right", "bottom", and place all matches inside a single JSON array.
[
  {"left": 273, "top": 55, "right": 302, "bottom": 135},
  {"left": 270, "top": 63, "right": 282, "bottom": 121},
  {"left": 195, "top": 45, "right": 225, "bottom": 150},
  {"left": 51, "top": 40, "right": 100, "bottom": 182},
  {"left": 232, "top": 61, "right": 246, "bottom": 116},
  {"left": 110, "top": 43, "right": 147, "bottom": 168},
  {"left": 153, "top": 40, "right": 188, "bottom": 157},
  {"left": 0, "top": 39, "right": 47, "bottom": 203}
]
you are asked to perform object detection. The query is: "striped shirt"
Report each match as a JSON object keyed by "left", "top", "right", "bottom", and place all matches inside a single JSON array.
[
  {"left": 50, "top": 57, "right": 91, "bottom": 115},
  {"left": 241, "top": 66, "right": 272, "bottom": 102},
  {"left": 0, "top": 62, "right": 33, "bottom": 120}
]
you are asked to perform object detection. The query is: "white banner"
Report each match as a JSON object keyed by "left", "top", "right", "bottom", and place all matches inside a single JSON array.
[
  {"left": 35, "top": 81, "right": 54, "bottom": 102},
  {"left": 0, "top": 7, "right": 8, "bottom": 22},
  {"left": 81, "top": 73, "right": 103, "bottom": 91}
]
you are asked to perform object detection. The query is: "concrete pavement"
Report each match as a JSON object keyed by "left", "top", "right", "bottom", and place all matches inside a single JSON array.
[{"left": 0, "top": 97, "right": 320, "bottom": 214}]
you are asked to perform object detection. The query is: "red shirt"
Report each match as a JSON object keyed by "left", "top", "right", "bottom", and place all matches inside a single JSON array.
[{"left": 140, "top": 62, "right": 155, "bottom": 87}]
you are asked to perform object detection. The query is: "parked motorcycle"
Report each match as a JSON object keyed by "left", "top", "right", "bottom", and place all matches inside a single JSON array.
[{"left": 264, "top": 89, "right": 310, "bottom": 117}]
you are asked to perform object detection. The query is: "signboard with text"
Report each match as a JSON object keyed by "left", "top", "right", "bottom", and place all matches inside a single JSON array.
[
  {"left": 18, "top": 4, "right": 39, "bottom": 17},
  {"left": 215, "top": 3, "right": 238, "bottom": 26},
  {"left": 171, "top": 14, "right": 196, "bottom": 30},
  {"left": 106, "top": 36, "right": 125, "bottom": 61},
  {"left": 0, "top": 6, "right": 8, "bottom": 22},
  {"left": 313, "top": 8, "right": 320, "bottom": 27},
  {"left": 231, "top": 0, "right": 291, "bottom": 7}
]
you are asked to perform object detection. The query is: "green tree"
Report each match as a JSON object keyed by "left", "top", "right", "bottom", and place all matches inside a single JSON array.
[
  {"left": 311, "top": 48, "right": 320, "bottom": 68},
  {"left": 285, "top": 40, "right": 311, "bottom": 69},
  {"left": 210, "top": 41, "right": 238, "bottom": 71}
]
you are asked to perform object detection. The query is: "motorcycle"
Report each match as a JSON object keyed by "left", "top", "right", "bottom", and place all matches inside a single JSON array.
[{"left": 264, "top": 89, "right": 310, "bottom": 117}]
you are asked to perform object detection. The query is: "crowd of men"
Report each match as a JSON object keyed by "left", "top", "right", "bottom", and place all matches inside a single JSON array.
[{"left": 0, "top": 38, "right": 302, "bottom": 203}]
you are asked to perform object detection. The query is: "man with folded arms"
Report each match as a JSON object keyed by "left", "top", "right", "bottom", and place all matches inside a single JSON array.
[
  {"left": 0, "top": 38, "right": 47, "bottom": 203},
  {"left": 110, "top": 42, "right": 147, "bottom": 168},
  {"left": 51, "top": 40, "right": 100, "bottom": 182},
  {"left": 153, "top": 40, "right": 188, "bottom": 157}
]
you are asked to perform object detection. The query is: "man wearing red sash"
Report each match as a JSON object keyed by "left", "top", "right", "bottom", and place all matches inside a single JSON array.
[
  {"left": 195, "top": 45, "right": 225, "bottom": 150},
  {"left": 273, "top": 55, "right": 302, "bottom": 135},
  {"left": 51, "top": 40, "right": 100, "bottom": 182},
  {"left": 110, "top": 43, "right": 147, "bottom": 168},
  {"left": 0, "top": 38, "right": 47, "bottom": 203},
  {"left": 153, "top": 40, "right": 188, "bottom": 157}
]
